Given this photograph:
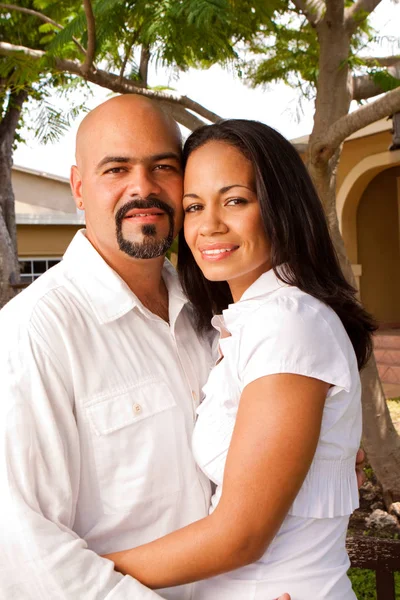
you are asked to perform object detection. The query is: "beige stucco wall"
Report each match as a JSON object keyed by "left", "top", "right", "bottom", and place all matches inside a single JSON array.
[
  {"left": 12, "top": 168, "right": 75, "bottom": 214},
  {"left": 357, "top": 166, "right": 400, "bottom": 324},
  {"left": 17, "top": 225, "right": 83, "bottom": 257},
  {"left": 336, "top": 131, "right": 393, "bottom": 191}
]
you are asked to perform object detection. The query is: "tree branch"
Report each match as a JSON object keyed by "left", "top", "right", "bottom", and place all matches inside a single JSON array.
[
  {"left": 352, "top": 73, "right": 384, "bottom": 100},
  {"left": 313, "top": 85, "right": 400, "bottom": 162},
  {"left": 0, "top": 41, "right": 221, "bottom": 129},
  {"left": 158, "top": 102, "right": 209, "bottom": 131},
  {"left": 0, "top": 3, "right": 86, "bottom": 56},
  {"left": 139, "top": 45, "right": 150, "bottom": 85},
  {"left": 82, "top": 0, "right": 96, "bottom": 74},
  {"left": 291, "top": 0, "right": 325, "bottom": 26},
  {"left": 325, "top": 0, "right": 345, "bottom": 24},
  {"left": 362, "top": 55, "right": 400, "bottom": 68},
  {"left": 345, "top": 0, "right": 383, "bottom": 31},
  {"left": 119, "top": 32, "right": 138, "bottom": 81},
  {"left": 352, "top": 61, "right": 400, "bottom": 101}
]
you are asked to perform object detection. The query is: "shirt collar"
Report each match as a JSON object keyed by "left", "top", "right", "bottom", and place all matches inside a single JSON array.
[
  {"left": 63, "top": 230, "right": 187, "bottom": 325},
  {"left": 214, "top": 267, "right": 289, "bottom": 334}
]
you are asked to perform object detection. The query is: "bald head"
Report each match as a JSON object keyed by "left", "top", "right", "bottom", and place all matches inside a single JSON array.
[{"left": 75, "top": 95, "right": 182, "bottom": 169}]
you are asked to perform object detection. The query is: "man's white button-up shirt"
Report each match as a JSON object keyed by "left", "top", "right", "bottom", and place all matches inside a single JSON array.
[{"left": 0, "top": 230, "right": 212, "bottom": 599}]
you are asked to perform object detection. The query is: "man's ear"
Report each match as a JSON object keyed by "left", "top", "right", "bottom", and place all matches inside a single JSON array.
[{"left": 70, "top": 165, "right": 84, "bottom": 210}]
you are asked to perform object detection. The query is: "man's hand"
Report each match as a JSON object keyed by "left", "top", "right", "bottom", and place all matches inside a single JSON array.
[
  {"left": 356, "top": 448, "right": 366, "bottom": 488},
  {"left": 276, "top": 595, "right": 291, "bottom": 600}
]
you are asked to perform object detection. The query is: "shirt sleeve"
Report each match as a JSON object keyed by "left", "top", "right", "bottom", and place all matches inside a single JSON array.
[
  {"left": 238, "top": 295, "right": 352, "bottom": 393},
  {"left": 0, "top": 325, "right": 164, "bottom": 599}
]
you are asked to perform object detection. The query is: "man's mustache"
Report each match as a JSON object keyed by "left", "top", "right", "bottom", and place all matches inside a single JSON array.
[{"left": 115, "top": 198, "right": 175, "bottom": 223}]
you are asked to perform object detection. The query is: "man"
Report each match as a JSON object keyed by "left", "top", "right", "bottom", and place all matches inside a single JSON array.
[
  {"left": 0, "top": 94, "right": 215, "bottom": 599},
  {"left": 0, "top": 94, "right": 357, "bottom": 599}
]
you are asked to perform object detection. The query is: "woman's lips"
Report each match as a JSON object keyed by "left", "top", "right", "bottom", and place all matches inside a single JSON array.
[{"left": 198, "top": 244, "right": 239, "bottom": 261}]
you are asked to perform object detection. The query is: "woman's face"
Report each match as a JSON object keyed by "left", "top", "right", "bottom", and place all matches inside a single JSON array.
[{"left": 183, "top": 141, "right": 271, "bottom": 301}]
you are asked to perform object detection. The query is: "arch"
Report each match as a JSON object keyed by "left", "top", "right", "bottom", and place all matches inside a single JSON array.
[{"left": 337, "top": 149, "right": 400, "bottom": 264}]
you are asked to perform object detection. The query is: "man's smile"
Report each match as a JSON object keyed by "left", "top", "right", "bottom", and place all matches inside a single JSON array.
[{"left": 124, "top": 207, "right": 166, "bottom": 223}]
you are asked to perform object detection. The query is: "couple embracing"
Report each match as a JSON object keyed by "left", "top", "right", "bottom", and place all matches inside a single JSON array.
[{"left": 0, "top": 95, "right": 372, "bottom": 599}]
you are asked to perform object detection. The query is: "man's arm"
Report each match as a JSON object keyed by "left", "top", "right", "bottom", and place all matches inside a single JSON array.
[{"left": 0, "top": 325, "right": 163, "bottom": 599}]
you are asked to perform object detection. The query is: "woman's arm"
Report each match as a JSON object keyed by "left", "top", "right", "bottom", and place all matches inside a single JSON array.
[{"left": 104, "top": 373, "right": 328, "bottom": 588}]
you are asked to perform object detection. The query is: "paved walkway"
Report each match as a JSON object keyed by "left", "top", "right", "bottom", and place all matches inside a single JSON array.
[{"left": 383, "top": 382, "right": 400, "bottom": 399}]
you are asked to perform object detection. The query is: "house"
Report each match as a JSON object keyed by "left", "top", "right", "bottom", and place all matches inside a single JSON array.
[{"left": 13, "top": 165, "right": 84, "bottom": 284}]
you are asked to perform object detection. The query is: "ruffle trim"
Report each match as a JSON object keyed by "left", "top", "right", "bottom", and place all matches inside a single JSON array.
[{"left": 288, "top": 455, "right": 359, "bottom": 518}]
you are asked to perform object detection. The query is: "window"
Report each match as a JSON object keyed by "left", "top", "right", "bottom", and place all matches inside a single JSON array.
[{"left": 19, "top": 258, "right": 61, "bottom": 285}]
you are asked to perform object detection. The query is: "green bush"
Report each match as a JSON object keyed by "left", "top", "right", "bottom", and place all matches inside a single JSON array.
[{"left": 348, "top": 568, "right": 400, "bottom": 599}]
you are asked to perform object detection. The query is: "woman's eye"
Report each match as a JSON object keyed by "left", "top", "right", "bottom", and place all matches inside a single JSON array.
[
  {"left": 184, "top": 204, "right": 203, "bottom": 213},
  {"left": 226, "top": 197, "right": 247, "bottom": 206}
]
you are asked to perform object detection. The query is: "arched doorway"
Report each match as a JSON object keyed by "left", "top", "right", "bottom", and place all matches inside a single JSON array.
[
  {"left": 357, "top": 166, "right": 400, "bottom": 325},
  {"left": 338, "top": 149, "right": 400, "bottom": 325}
]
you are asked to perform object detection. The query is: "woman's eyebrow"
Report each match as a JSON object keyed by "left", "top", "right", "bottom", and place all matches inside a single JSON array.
[
  {"left": 183, "top": 184, "right": 252, "bottom": 200},
  {"left": 219, "top": 184, "right": 253, "bottom": 193}
]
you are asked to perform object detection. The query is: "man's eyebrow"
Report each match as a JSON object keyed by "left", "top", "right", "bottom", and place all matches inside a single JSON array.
[
  {"left": 96, "top": 152, "right": 182, "bottom": 172},
  {"left": 183, "top": 184, "right": 253, "bottom": 200},
  {"left": 96, "top": 156, "right": 132, "bottom": 170},
  {"left": 151, "top": 152, "right": 182, "bottom": 163}
]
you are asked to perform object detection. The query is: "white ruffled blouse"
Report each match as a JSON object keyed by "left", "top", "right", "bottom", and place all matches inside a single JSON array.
[{"left": 192, "top": 267, "right": 362, "bottom": 520}]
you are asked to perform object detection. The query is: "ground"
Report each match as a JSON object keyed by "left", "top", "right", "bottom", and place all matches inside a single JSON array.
[
  {"left": 347, "top": 397, "right": 400, "bottom": 599},
  {"left": 388, "top": 397, "right": 400, "bottom": 433}
]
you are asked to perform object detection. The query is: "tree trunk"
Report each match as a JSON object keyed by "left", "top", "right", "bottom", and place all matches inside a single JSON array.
[
  {"left": 0, "top": 88, "right": 27, "bottom": 308},
  {"left": 306, "top": 5, "right": 400, "bottom": 503}
]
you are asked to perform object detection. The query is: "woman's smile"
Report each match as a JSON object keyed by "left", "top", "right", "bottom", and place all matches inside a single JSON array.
[{"left": 198, "top": 243, "right": 240, "bottom": 261}]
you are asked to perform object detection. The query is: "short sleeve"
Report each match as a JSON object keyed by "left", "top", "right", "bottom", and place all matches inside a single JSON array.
[
  {"left": 239, "top": 295, "right": 352, "bottom": 394},
  {"left": 237, "top": 295, "right": 359, "bottom": 518}
]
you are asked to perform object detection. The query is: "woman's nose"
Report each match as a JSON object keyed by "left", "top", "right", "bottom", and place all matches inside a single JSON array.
[{"left": 198, "top": 208, "right": 228, "bottom": 236}]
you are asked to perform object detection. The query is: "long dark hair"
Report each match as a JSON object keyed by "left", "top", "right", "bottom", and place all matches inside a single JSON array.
[{"left": 177, "top": 119, "right": 376, "bottom": 370}]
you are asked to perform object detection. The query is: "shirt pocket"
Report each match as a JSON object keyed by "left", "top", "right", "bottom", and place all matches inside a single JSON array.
[{"left": 85, "top": 377, "right": 182, "bottom": 514}]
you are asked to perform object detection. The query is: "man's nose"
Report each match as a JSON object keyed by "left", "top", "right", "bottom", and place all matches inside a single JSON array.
[{"left": 126, "top": 167, "right": 162, "bottom": 198}]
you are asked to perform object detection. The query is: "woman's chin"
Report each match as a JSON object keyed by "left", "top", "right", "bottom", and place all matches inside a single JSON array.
[{"left": 198, "top": 265, "right": 230, "bottom": 282}]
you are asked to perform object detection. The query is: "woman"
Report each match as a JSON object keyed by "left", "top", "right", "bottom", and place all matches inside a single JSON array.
[{"left": 105, "top": 120, "right": 375, "bottom": 599}]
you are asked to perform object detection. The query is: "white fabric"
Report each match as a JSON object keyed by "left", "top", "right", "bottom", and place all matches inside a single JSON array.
[
  {"left": 192, "top": 268, "right": 361, "bottom": 599},
  {"left": 0, "top": 230, "right": 212, "bottom": 600}
]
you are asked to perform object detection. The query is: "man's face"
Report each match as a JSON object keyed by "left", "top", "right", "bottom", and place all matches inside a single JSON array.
[{"left": 70, "top": 102, "right": 184, "bottom": 265}]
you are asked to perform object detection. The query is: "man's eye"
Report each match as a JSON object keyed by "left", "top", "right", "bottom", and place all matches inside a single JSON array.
[
  {"left": 104, "top": 167, "right": 125, "bottom": 174},
  {"left": 154, "top": 164, "right": 175, "bottom": 171},
  {"left": 184, "top": 204, "right": 203, "bottom": 213}
]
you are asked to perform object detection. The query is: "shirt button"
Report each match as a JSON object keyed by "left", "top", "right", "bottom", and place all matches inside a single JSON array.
[{"left": 133, "top": 403, "right": 142, "bottom": 415}]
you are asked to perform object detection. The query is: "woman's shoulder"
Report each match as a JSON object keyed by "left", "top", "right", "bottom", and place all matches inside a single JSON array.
[
  {"left": 242, "top": 285, "right": 346, "bottom": 343},
  {"left": 236, "top": 285, "right": 357, "bottom": 392}
]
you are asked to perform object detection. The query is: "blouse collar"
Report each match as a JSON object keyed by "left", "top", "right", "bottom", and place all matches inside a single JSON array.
[{"left": 212, "top": 266, "right": 289, "bottom": 334}]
